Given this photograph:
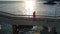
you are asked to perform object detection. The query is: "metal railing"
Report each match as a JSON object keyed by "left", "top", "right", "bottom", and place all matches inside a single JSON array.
[{"left": 0, "top": 11, "right": 60, "bottom": 19}]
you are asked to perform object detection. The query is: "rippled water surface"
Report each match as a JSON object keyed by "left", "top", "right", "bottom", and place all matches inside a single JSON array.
[{"left": 0, "top": 1, "right": 60, "bottom": 16}]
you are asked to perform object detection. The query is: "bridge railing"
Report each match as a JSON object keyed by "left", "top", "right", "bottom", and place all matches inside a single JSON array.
[{"left": 0, "top": 11, "right": 60, "bottom": 19}]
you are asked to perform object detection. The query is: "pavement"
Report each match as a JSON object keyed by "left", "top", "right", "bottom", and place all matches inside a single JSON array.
[
  {"left": 0, "top": 11, "right": 60, "bottom": 27},
  {"left": 0, "top": 14, "right": 60, "bottom": 27}
]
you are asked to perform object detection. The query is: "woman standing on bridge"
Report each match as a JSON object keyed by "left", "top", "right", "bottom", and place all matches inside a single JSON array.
[{"left": 33, "top": 11, "right": 36, "bottom": 21}]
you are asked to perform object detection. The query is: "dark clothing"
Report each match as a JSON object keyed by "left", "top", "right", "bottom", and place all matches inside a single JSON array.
[
  {"left": 33, "top": 11, "right": 35, "bottom": 18},
  {"left": 40, "top": 30, "right": 57, "bottom": 34},
  {"left": 40, "top": 30, "right": 49, "bottom": 34}
]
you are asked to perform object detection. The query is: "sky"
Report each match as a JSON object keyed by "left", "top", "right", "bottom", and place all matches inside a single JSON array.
[
  {"left": 0, "top": 0, "right": 37, "bottom": 1},
  {"left": 0, "top": 0, "right": 60, "bottom": 1},
  {"left": 0, "top": 0, "right": 23, "bottom": 1},
  {"left": 0, "top": 0, "right": 45, "bottom": 1},
  {"left": 0, "top": 0, "right": 51, "bottom": 1}
]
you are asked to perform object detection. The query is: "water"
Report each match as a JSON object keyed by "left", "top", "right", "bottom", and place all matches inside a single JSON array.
[
  {"left": 0, "top": 1, "right": 60, "bottom": 16},
  {"left": 0, "top": 1, "right": 60, "bottom": 34}
]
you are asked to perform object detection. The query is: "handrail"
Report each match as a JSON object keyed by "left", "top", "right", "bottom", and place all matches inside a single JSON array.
[
  {"left": 0, "top": 11, "right": 60, "bottom": 18},
  {"left": 0, "top": 11, "right": 16, "bottom": 16}
]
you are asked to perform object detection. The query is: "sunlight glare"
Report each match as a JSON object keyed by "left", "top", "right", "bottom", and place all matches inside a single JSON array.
[{"left": 25, "top": 0, "right": 36, "bottom": 15}]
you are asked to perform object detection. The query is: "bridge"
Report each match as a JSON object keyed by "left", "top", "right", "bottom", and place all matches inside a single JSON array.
[{"left": 0, "top": 11, "right": 60, "bottom": 27}]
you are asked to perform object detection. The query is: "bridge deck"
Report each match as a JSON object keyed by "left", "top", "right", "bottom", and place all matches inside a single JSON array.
[
  {"left": 0, "top": 11, "right": 60, "bottom": 27},
  {"left": 0, "top": 15, "right": 60, "bottom": 27}
]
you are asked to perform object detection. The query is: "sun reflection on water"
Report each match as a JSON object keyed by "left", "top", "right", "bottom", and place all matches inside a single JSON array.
[{"left": 24, "top": 0, "right": 36, "bottom": 15}]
